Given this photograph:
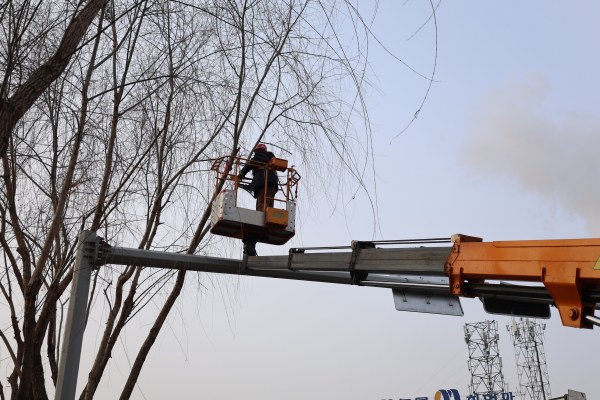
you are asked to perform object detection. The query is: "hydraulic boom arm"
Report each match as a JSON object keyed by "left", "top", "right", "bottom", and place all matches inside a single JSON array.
[{"left": 446, "top": 234, "right": 600, "bottom": 328}]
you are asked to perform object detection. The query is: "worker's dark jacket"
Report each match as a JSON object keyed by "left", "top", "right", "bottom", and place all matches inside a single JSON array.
[{"left": 239, "top": 149, "right": 278, "bottom": 194}]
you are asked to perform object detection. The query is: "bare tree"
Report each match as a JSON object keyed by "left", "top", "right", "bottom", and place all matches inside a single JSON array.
[
  {"left": 0, "top": 0, "right": 382, "bottom": 398},
  {"left": 0, "top": 0, "right": 115, "bottom": 157}
]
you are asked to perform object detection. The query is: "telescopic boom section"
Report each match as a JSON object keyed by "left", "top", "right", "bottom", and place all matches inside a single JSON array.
[{"left": 446, "top": 234, "right": 600, "bottom": 329}]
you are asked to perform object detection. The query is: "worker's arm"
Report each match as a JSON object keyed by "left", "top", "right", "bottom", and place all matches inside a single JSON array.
[{"left": 238, "top": 156, "right": 257, "bottom": 179}]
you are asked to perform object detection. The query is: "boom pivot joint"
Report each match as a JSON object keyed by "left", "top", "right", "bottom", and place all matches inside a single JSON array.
[{"left": 82, "top": 234, "right": 111, "bottom": 269}]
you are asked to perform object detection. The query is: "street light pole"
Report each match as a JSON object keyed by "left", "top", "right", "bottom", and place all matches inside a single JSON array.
[{"left": 54, "top": 231, "right": 96, "bottom": 400}]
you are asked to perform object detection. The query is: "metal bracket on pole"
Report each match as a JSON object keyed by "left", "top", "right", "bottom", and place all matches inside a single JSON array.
[
  {"left": 240, "top": 254, "right": 249, "bottom": 272},
  {"left": 349, "top": 241, "right": 372, "bottom": 285},
  {"left": 84, "top": 235, "right": 111, "bottom": 269},
  {"left": 287, "top": 248, "right": 305, "bottom": 270}
]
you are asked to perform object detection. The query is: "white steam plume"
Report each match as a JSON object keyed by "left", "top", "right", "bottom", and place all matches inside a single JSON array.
[{"left": 464, "top": 73, "right": 600, "bottom": 235}]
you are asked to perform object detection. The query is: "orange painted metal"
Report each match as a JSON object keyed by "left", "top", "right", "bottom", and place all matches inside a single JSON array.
[
  {"left": 265, "top": 207, "right": 288, "bottom": 226},
  {"left": 210, "top": 155, "right": 301, "bottom": 210},
  {"left": 268, "top": 158, "right": 288, "bottom": 172},
  {"left": 445, "top": 235, "right": 600, "bottom": 329}
]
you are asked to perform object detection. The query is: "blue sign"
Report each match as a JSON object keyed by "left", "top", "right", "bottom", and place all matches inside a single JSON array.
[
  {"left": 435, "top": 389, "right": 461, "bottom": 400},
  {"left": 466, "top": 394, "right": 515, "bottom": 400},
  {"left": 393, "top": 389, "right": 515, "bottom": 400}
]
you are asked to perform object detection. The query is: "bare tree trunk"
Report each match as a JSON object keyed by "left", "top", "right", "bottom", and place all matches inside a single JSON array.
[
  {"left": 47, "top": 307, "right": 58, "bottom": 386},
  {"left": 0, "top": 0, "right": 110, "bottom": 157},
  {"left": 16, "top": 14, "right": 104, "bottom": 396},
  {"left": 91, "top": 0, "right": 147, "bottom": 231}
]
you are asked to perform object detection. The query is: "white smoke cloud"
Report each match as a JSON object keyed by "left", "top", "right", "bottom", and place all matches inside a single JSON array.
[{"left": 464, "top": 73, "right": 600, "bottom": 235}]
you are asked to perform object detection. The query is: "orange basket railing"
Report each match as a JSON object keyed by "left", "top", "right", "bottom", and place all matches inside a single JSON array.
[{"left": 211, "top": 156, "right": 300, "bottom": 211}]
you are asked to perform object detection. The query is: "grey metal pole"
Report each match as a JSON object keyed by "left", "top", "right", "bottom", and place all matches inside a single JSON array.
[
  {"left": 54, "top": 230, "right": 96, "bottom": 400},
  {"left": 585, "top": 314, "right": 600, "bottom": 327}
]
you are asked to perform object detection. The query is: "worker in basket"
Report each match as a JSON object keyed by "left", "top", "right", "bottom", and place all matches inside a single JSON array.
[{"left": 237, "top": 143, "right": 279, "bottom": 256}]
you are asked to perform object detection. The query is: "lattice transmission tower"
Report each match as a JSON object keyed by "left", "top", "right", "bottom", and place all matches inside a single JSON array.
[
  {"left": 464, "top": 320, "right": 506, "bottom": 397},
  {"left": 507, "top": 318, "right": 552, "bottom": 400}
]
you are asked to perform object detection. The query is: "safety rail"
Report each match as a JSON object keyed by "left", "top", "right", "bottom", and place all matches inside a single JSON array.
[{"left": 211, "top": 155, "right": 301, "bottom": 211}]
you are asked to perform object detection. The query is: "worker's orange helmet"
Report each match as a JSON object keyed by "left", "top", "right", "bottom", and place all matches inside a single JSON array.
[{"left": 255, "top": 143, "right": 267, "bottom": 151}]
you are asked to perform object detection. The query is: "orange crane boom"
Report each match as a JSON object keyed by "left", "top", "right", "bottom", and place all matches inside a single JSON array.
[{"left": 446, "top": 234, "right": 600, "bottom": 328}]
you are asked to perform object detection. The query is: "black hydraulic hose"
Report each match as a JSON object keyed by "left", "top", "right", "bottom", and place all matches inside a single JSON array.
[{"left": 464, "top": 283, "right": 553, "bottom": 300}]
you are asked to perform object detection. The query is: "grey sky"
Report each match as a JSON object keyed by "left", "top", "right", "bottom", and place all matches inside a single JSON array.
[{"left": 77, "top": 2, "right": 600, "bottom": 399}]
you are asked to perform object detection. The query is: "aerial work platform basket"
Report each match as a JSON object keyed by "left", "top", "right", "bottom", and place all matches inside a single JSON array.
[{"left": 209, "top": 155, "right": 301, "bottom": 245}]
